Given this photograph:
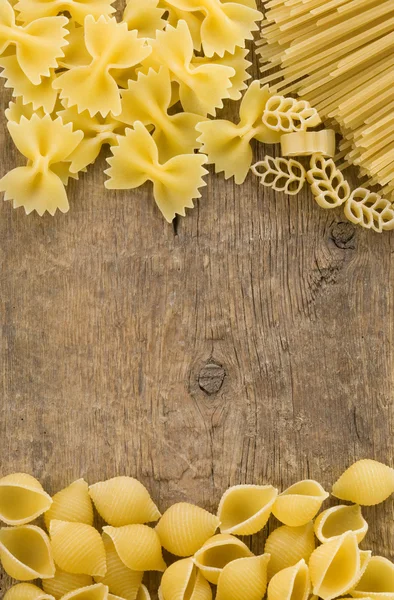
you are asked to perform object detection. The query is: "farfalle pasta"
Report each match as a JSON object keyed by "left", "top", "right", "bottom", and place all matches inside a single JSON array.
[
  {"left": 314, "top": 505, "right": 368, "bottom": 544},
  {"left": 0, "top": 473, "right": 52, "bottom": 526},
  {"left": 4, "top": 583, "right": 55, "bottom": 600},
  {"left": 272, "top": 480, "right": 329, "bottom": 527},
  {"left": 95, "top": 534, "right": 143, "bottom": 600},
  {"left": 15, "top": 0, "right": 116, "bottom": 23},
  {"left": 267, "top": 560, "right": 311, "bottom": 600},
  {"left": 49, "top": 520, "right": 107, "bottom": 577},
  {"left": 264, "top": 523, "right": 316, "bottom": 580},
  {"left": 332, "top": 459, "right": 394, "bottom": 506},
  {"left": 193, "top": 534, "right": 253, "bottom": 584},
  {"left": 216, "top": 555, "right": 270, "bottom": 600},
  {"left": 123, "top": 0, "right": 166, "bottom": 38},
  {"left": 103, "top": 524, "right": 166, "bottom": 572},
  {"left": 43, "top": 570, "right": 94, "bottom": 599},
  {"left": 162, "top": 2, "right": 203, "bottom": 50},
  {"left": 217, "top": 484, "right": 278, "bottom": 535},
  {"left": 0, "top": 525, "right": 55, "bottom": 580},
  {"left": 44, "top": 479, "right": 94, "bottom": 529},
  {"left": 160, "top": 558, "right": 212, "bottom": 600}
]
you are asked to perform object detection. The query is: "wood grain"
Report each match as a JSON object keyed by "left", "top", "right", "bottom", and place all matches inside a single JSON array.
[{"left": 1, "top": 4, "right": 394, "bottom": 594}]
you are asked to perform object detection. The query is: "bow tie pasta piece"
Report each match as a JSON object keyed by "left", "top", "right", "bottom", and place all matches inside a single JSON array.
[
  {"left": 314, "top": 505, "right": 368, "bottom": 544},
  {"left": 49, "top": 520, "right": 107, "bottom": 577},
  {"left": 251, "top": 157, "right": 306, "bottom": 196},
  {"left": 59, "top": 21, "right": 91, "bottom": 69},
  {"left": 194, "top": 534, "right": 253, "bottom": 584},
  {"left": 53, "top": 16, "right": 152, "bottom": 117},
  {"left": 105, "top": 122, "right": 208, "bottom": 223},
  {"left": 43, "top": 570, "right": 93, "bottom": 599},
  {"left": 332, "top": 459, "right": 394, "bottom": 505},
  {"left": 350, "top": 556, "right": 394, "bottom": 599},
  {"left": 95, "top": 534, "right": 143, "bottom": 600},
  {"left": 197, "top": 81, "right": 280, "bottom": 184},
  {"left": 162, "top": 3, "right": 202, "bottom": 50},
  {"left": 344, "top": 189, "right": 394, "bottom": 233},
  {"left": 123, "top": 0, "right": 166, "bottom": 38},
  {"left": 216, "top": 554, "right": 270, "bottom": 600},
  {"left": 267, "top": 560, "right": 311, "bottom": 600},
  {"left": 0, "top": 114, "right": 83, "bottom": 216},
  {"left": 264, "top": 523, "right": 316, "bottom": 580},
  {"left": 191, "top": 47, "right": 251, "bottom": 101},
  {"left": 0, "top": 3, "right": 68, "bottom": 84},
  {"left": 5, "top": 98, "right": 45, "bottom": 122},
  {"left": 0, "top": 473, "right": 52, "bottom": 526},
  {"left": 103, "top": 524, "right": 166, "bottom": 572},
  {"left": 307, "top": 155, "right": 351, "bottom": 209},
  {"left": 160, "top": 558, "right": 212, "bottom": 600},
  {"left": 119, "top": 67, "right": 205, "bottom": 162},
  {"left": 272, "top": 480, "right": 329, "bottom": 527},
  {"left": 163, "top": 0, "right": 263, "bottom": 57},
  {"left": 0, "top": 525, "right": 55, "bottom": 580},
  {"left": 217, "top": 484, "right": 278, "bottom": 535},
  {"left": 15, "top": 0, "right": 115, "bottom": 25},
  {"left": 143, "top": 20, "right": 235, "bottom": 117},
  {"left": 4, "top": 583, "right": 55, "bottom": 600},
  {"left": 60, "top": 584, "right": 109, "bottom": 600},
  {"left": 262, "top": 96, "right": 321, "bottom": 134},
  {"left": 89, "top": 476, "right": 161, "bottom": 526},
  {"left": 44, "top": 479, "right": 93, "bottom": 529},
  {"left": 154, "top": 501, "right": 219, "bottom": 556}
]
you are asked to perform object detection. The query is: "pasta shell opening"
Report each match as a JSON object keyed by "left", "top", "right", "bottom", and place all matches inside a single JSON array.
[
  {"left": 95, "top": 533, "right": 143, "bottom": 600},
  {"left": 264, "top": 522, "right": 316, "bottom": 580},
  {"left": 351, "top": 556, "right": 394, "bottom": 598},
  {"left": 45, "top": 479, "right": 93, "bottom": 528},
  {"left": 272, "top": 480, "right": 329, "bottom": 527},
  {"left": 194, "top": 534, "right": 253, "bottom": 584},
  {"left": 267, "top": 559, "right": 310, "bottom": 600},
  {"left": 314, "top": 505, "right": 368, "bottom": 544},
  {"left": 61, "top": 583, "right": 109, "bottom": 600},
  {"left": 49, "top": 520, "right": 107, "bottom": 577},
  {"left": 43, "top": 569, "right": 94, "bottom": 599},
  {"left": 136, "top": 585, "right": 151, "bottom": 600},
  {"left": 218, "top": 485, "right": 278, "bottom": 535},
  {"left": 0, "top": 525, "right": 55, "bottom": 580},
  {"left": 161, "top": 557, "right": 211, "bottom": 600},
  {"left": 216, "top": 554, "right": 271, "bottom": 600},
  {"left": 103, "top": 524, "right": 166, "bottom": 572},
  {"left": 332, "top": 460, "right": 394, "bottom": 506},
  {"left": 4, "top": 582, "right": 55, "bottom": 600},
  {"left": 0, "top": 474, "right": 52, "bottom": 526}
]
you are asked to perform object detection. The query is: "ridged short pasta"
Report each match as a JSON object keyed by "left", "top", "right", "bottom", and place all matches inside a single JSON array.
[
  {"left": 351, "top": 556, "right": 394, "bottom": 599},
  {"left": 49, "top": 520, "right": 106, "bottom": 577},
  {"left": 45, "top": 479, "right": 93, "bottom": 528},
  {"left": 4, "top": 583, "right": 55, "bottom": 600},
  {"left": 43, "top": 569, "right": 94, "bottom": 599},
  {"left": 103, "top": 524, "right": 166, "bottom": 572},
  {"left": 314, "top": 505, "right": 368, "bottom": 544},
  {"left": 89, "top": 477, "right": 161, "bottom": 527},
  {"left": 193, "top": 534, "right": 253, "bottom": 584},
  {"left": 95, "top": 533, "right": 143, "bottom": 600},
  {"left": 60, "top": 583, "right": 109, "bottom": 600},
  {"left": 267, "top": 560, "right": 311, "bottom": 600},
  {"left": 272, "top": 480, "right": 329, "bottom": 527},
  {"left": 218, "top": 485, "right": 278, "bottom": 535},
  {"left": 0, "top": 473, "right": 52, "bottom": 526},
  {"left": 332, "top": 460, "right": 394, "bottom": 506},
  {"left": 156, "top": 502, "right": 220, "bottom": 556},
  {"left": 160, "top": 557, "right": 212, "bottom": 600},
  {"left": 136, "top": 585, "right": 151, "bottom": 600},
  {"left": 0, "top": 525, "right": 55, "bottom": 580},
  {"left": 264, "top": 523, "right": 316, "bottom": 580},
  {"left": 216, "top": 555, "right": 270, "bottom": 600}
]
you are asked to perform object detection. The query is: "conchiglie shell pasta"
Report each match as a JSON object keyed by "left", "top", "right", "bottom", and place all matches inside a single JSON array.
[
  {"left": 43, "top": 570, "right": 94, "bottom": 599},
  {"left": 332, "top": 460, "right": 394, "bottom": 506},
  {"left": 216, "top": 555, "right": 270, "bottom": 600},
  {"left": 272, "top": 481, "right": 329, "bottom": 527},
  {"left": 60, "top": 583, "right": 109, "bottom": 600},
  {"left": 4, "top": 583, "right": 55, "bottom": 600},
  {"left": 156, "top": 503, "right": 220, "bottom": 556},
  {"left": 314, "top": 505, "right": 368, "bottom": 544},
  {"left": 0, "top": 473, "right": 52, "bottom": 525},
  {"left": 218, "top": 485, "right": 278, "bottom": 535},
  {"left": 103, "top": 524, "right": 166, "bottom": 572},
  {"left": 95, "top": 534, "right": 143, "bottom": 600},
  {"left": 264, "top": 523, "right": 316, "bottom": 580},
  {"left": 351, "top": 556, "right": 394, "bottom": 600},
  {"left": 89, "top": 477, "right": 161, "bottom": 526},
  {"left": 0, "top": 525, "right": 55, "bottom": 580},
  {"left": 49, "top": 520, "right": 106, "bottom": 577},
  {"left": 160, "top": 557, "right": 212, "bottom": 600},
  {"left": 193, "top": 534, "right": 253, "bottom": 584},
  {"left": 136, "top": 586, "right": 150, "bottom": 600},
  {"left": 45, "top": 480, "right": 93, "bottom": 528},
  {"left": 267, "top": 559, "right": 311, "bottom": 600},
  {"left": 309, "top": 532, "right": 362, "bottom": 600}
]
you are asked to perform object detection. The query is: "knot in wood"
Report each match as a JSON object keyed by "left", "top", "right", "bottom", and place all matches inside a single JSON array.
[
  {"left": 198, "top": 362, "right": 226, "bottom": 395},
  {"left": 330, "top": 222, "right": 356, "bottom": 249}
]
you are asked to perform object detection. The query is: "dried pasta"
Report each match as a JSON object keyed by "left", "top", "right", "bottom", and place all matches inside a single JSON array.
[
  {"left": 267, "top": 559, "right": 311, "bottom": 600},
  {"left": 160, "top": 558, "right": 212, "bottom": 600},
  {"left": 4, "top": 583, "right": 55, "bottom": 600},
  {"left": 216, "top": 555, "right": 270, "bottom": 600},
  {"left": 272, "top": 480, "right": 329, "bottom": 527},
  {"left": 49, "top": 520, "right": 107, "bottom": 577},
  {"left": 264, "top": 523, "right": 316, "bottom": 580},
  {"left": 351, "top": 556, "right": 394, "bottom": 599},
  {"left": 103, "top": 524, "right": 166, "bottom": 572},
  {"left": 193, "top": 534, "right": 253, "bottom": 584},
  {"left": 344, "top": 190, "right": 394, "bottom": 234},
  {"left": 43, "top": 570, "right": 94, "bottom": 599},
  {"left": 61, "top": 583, "right": 109, "bottom": 600},
  {"left": 122, "top": 0, "right": 166, "bottom": 38},
  {"left": 105, "top": 122, "right": 208, "bottom": 223},
  {"left": 281, "top": 131, "right": 336, "bottom": 159},
  {"left": 155, "top": 501, "right": 220, "bottom": 556},
  {"left": 45, "top": 479, "right": 93, "bottom": 529},
  {"left": 0, "top": 473, "right": 52, "bottom": 526},
  {"left": 217, "top": 484, "right": 278, "bottom": 535},
  {"left": 191, "top": 48, "right": 252, "bottom": 102},
  {"left": 251, "top": 157, "right": 306, "bottom": 196},
  {"left": 314, "top": 505, "right": 368, "bottom": 544},
  {"left": 94, "top": 534, "right": 143, "bottom": 600},
  {"left": 307, "top": 155, "right": 351, "bottom": 209},
  {"left": 15, "top": 0, "right": 116, "bottom": 24},
  {"left": 262, "top": 97, "right": 321, "bottom": 134},
  {"left": 332, "top": 460, "right": 394, "bottom": 505},
  {"left": 0, "top": 525, "right": 55, "bottom": 580}
]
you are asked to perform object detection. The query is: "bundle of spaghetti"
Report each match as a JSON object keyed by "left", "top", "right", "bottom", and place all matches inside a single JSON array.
[{"left": 258, "top": 0, "right": 394, "bottom": 202}]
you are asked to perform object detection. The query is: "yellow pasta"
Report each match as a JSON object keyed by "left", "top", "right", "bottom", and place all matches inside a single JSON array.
[
  {"left": 155, "top": 501, "right": 220, "bottom": 556},
  {"left": 0, "top": 525, "right": 55, "bottom": 580},
  {"left": 191, "top": 48, "right": 252, "bottom": 102},
  {"left": 216, "top": 554, "right": 270, "bottom": 600},
  {"left": 251, "top": 157, "right": 306, "bottom": 196},
  {"left": 5, "top": 98, "right": 45, "bottom": 123},
  {"left": 332, "top": 460, "right": 394, "bottom": 505},
  {"left": 264, "top": 523, "right": 316, "bottom": 580},
  {"left": 160, "top": 557, "right": 212, "bottom": 600},
  {"left": 103, "top": 524, "right": 166, "bottom": 572},
  {"left": 193, "top": 533, "right": 253, "bottom": 584},
  {"left": 218, "top": 484, "right": 278, "bottom": 535},
  {"left": 307, "top": 155, "right": 351, "bottom": 209},
  {"left": 45, "top": 479, "right": 93, "bottom": 529},
  {"left": 162, "top": 2, "right": 203, "bottom": 50},
  {"left": 4, "top": 583, "right": 55, "bottom": 600},
  {"left": 59, "top": 21, "right": 91, "bottom": 70},
  {"left": 49, "top": 520, "right": 107, "bottom": 578},
  {"left": 95, "top": 533, "right": 143, "bottom": 600},
  {"left": 15, "top": 0, "right": 115, "bottom": 24},
  {"left": 105, "top": 122, "right": 208, "bottom": 223},
  {"left": 267, "top": 559, "right": 311, "bottom": 600},
  {"left": 281, "top": 131, "right": 336, "bottom": 158},
  {"left": 344, "top": 190, "right": 394, "bottom": 234},
  {"left": 351, "top": 556, "right": 394, "bottom": 599},
  {"left": 272, "top": 480, "right": 329, "bottom": 527},
  {"left": 136, "top": 585, "right": 150, "bottom": 600},
  {"left": 0, "top": 473, "right": 52, "bottom": 526},
  {"left": 43, "top": 570, "right": 94, "bottom": 599},
  {"left": 122, "top": 0, "right": 166, "bottom": 38},
  {"left": 262, "top": 96, "right": 321, "bottom": 133},
  {"left": 61, "top": 583, "right": 109, "bottom": 600},
  {"left": 314, "top": 505, "right": 368, "bottom": 544}
]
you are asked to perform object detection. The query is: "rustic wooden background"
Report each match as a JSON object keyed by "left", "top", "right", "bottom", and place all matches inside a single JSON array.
[{"left": 1, "top": 3, "right": 394, "bottom": 594}]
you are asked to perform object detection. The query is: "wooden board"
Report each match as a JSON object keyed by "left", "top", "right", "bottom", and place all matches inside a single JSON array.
[{"left": 1, "top": 7, "right": 394, "bottom": 595}]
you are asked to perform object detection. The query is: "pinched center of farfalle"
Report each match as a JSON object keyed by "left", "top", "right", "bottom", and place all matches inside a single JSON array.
[{"left": 15, "top": 0, "right": 116, "bottom": 25}]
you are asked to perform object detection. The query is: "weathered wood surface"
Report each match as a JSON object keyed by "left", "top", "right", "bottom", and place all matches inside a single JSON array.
[{"left": 1, "top": 7, "right": 394, "bottom": 595}]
